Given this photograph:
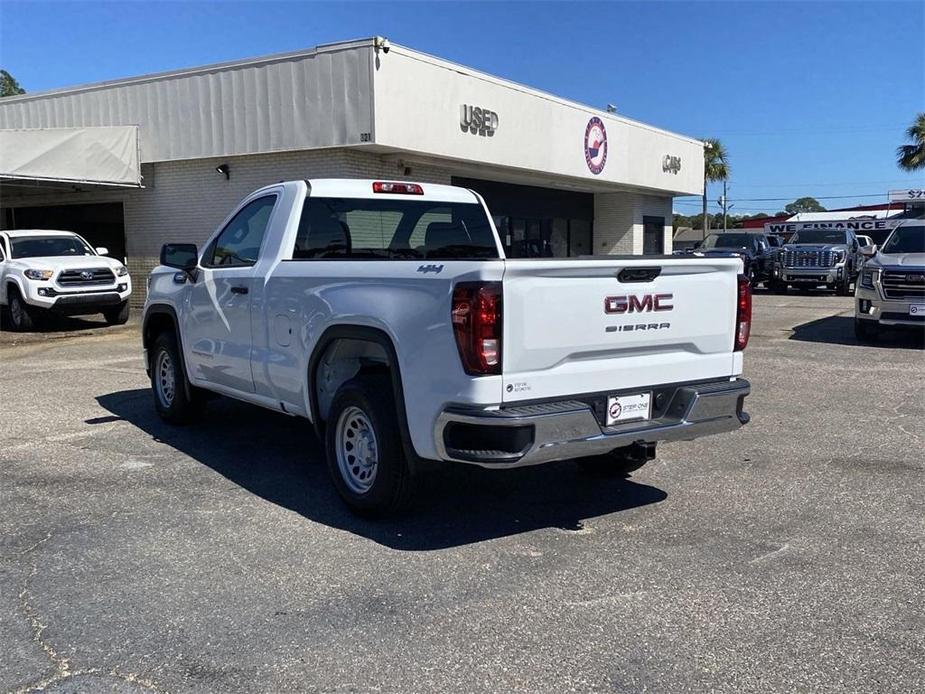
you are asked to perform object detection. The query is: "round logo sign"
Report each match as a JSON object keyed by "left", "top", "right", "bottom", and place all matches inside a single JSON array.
[
  {"left": 584, "top": 117, "right": 608, "bottom": 175},
  {"left": 609, "top": 401, "right": 622, "bottom": 420}
]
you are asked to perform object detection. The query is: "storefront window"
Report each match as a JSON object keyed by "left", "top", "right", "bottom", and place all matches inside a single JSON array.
[
  {"left": 569, "top": 219, "right": 591, "bottom": 256},
  {"left": 550, "top": 218, "right": 568, "bottom": 257}
]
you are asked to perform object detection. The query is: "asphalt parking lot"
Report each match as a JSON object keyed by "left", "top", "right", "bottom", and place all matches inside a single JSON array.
[{"left": 1, "top": 294, "right": 923, "bottom": 693}]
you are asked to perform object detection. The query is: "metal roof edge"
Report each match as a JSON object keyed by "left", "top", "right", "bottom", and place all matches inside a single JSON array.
[
  {"left": 385, "top": 43, "right": 704, "bottom": 147},
  {"left": 0, "top": 38, "right": 377, "bottom": 104}
]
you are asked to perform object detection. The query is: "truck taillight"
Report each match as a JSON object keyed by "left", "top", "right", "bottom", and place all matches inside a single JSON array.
[
  {"left": 372, "top": 181, "right": 423, "bottom": 195},
  {"left": 452, "top": 282, "right": 502, "bottom": 375},
  {"left": 735, "top": 274, "right": 751, "bottom": 352}
]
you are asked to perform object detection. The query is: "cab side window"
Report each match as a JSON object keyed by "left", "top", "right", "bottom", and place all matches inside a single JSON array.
[{"left": 205, "top": 195, "right": 277, "bottom": 267}]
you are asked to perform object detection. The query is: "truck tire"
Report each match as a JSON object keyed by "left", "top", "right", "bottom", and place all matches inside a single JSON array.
[
  {"left": 576, "top": 444, "right": 654, "bottom": 478},
  {"left": 150, "top": 331, "right": 205, "bottom": 424},
  {"left": 103, "top": 301, "right": 130, "bottom": 325},
  {"left": 854, "top": 317, "right": 878, "bottom": 343},
  {"left": 769, "top": 280, "right": 787, "bottom": 295},
  {"left": 836, "top": 275, "right": 852, "bottom": 296},
  {"left": 8, "top": 286, "right": 39, "bottom": 332},
  {"left": 325, "top": 374, "right": 414, "bottom": 516}
]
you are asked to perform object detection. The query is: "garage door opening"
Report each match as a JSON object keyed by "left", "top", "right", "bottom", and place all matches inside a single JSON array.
[{"left": 3, "top": 203, "right": 126, "bottom": 262}]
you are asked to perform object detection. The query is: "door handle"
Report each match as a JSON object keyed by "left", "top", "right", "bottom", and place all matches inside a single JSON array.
[{"left": 230, "top": 285, "right": 249, "bottom": 295}]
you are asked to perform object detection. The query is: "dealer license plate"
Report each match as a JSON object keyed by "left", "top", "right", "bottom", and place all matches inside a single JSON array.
[
  {"left": 606, "top": 392, "right": 652, "bottom": 426},
  {"left": 909, "top": 304, "right": 925, "bottom": 316}
]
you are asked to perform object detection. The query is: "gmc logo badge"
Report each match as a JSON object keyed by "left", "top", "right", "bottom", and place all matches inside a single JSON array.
[{"left": 604, "top": 293, "right": 673, "bottom": 314}]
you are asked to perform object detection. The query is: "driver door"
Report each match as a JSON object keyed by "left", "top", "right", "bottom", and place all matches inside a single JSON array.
[{"left": 183, "top": 194, "right": 278, "bottom": 394}]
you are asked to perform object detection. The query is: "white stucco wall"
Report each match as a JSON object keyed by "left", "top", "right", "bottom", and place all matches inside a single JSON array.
[{"left": 374, "top": 46, "right": 703, "bottom": 196}]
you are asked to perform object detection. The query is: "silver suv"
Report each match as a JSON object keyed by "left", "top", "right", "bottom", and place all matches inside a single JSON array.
[{"left": 855, "top": 223, "right": 925, "bottom": 341}]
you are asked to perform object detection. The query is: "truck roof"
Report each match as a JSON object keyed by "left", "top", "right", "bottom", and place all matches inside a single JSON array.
[
  {"left": 305, "top": 178, "right": 481, "bottom": 203},
  {"left": 2, "top": 229, "right": 80, "bottom": 238}
]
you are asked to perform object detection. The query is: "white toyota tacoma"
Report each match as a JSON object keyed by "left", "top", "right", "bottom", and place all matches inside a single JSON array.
[
  {"left": 1, "top": 229, "right": 132, "bottom": 331},
  {"left": 143, "top": 179, "right": 752, "bottom": 515}
]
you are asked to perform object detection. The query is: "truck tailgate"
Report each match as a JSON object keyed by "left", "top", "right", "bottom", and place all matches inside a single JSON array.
[{"left": 501, "top": 257, "right": 742, "bottom": 402}]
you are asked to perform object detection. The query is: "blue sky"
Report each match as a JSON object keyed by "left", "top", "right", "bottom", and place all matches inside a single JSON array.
[{"left": 2, "top": 1, "right": 923, "bottom": 215}]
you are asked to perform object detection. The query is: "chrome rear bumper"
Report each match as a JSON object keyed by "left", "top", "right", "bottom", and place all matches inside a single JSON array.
[{"left": 435, "top": 378, "right": 750, "bottom": 468}]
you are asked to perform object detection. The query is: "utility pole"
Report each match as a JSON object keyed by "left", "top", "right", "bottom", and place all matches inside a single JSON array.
[
  {"left": 722, "top": 179, "right": 728, "bottom": 232},
  {"left": 702, "top": 142, "right": 711, "bottom": 240}
]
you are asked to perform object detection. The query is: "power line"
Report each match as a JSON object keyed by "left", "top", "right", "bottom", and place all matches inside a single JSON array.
[
  {"left": 710, "top": 123, "right": 907, "bottom": 136},
  {"left": 729, "top": 179, "right": 919, "bottom": 190},
  {"left": 675, "top": 192, "right": 891, "bottom": 202}
]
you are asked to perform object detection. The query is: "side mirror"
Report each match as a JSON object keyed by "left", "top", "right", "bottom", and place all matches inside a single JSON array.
[
  {"left": 161, "top": 243, "right": 199, "bottom": 271},
  {"left": 95, "top": 246, "right": 110, "bottom": 256},
  {"left": 692, "top": 241, "right": 702, "bottom": 249},
  {"left": 860, "top": 244, "right": 877, "bottom": 257}
]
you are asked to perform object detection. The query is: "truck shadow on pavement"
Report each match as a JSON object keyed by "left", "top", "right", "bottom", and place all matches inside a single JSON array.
[
  {"left": 97, "top": 389, "right": 667, "bottom": 551},
  {"left": 789, "top": 315, "right": 924, "bottom": 349}
]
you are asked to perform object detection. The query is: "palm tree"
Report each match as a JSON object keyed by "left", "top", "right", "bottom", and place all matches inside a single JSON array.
[
  {"left": 896, "top": 113, "right": 925, "bottom": 171},
  {"left": 702, "top": 138, "right": 729, "bottom": 236}
]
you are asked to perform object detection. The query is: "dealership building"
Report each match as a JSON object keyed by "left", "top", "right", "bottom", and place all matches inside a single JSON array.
[{"left": 0, "top": 38, "right": 704, "bottom": 302}]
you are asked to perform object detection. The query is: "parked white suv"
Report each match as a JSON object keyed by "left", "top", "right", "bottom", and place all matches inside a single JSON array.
[
  {"left": 855, "top": 222, "right": 925, "bottom": 341},
  {"left": 143, "top": 179, "right": 752, "bottom": 515},
  {"left": 0, "top": 229, "right": 132, "bottom": 331}
]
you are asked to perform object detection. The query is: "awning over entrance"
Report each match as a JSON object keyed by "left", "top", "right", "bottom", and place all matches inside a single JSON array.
[{"left": 0, "top": 126, "right": 141, "bottom": 187}]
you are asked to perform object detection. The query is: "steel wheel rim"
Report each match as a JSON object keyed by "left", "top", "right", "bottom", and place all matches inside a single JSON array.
[
  {"left": 335, "top": 405, "right": 378, "bottom": 495},
  {"left": 155, "top": 350, "right": 176, "bottom": 408}
]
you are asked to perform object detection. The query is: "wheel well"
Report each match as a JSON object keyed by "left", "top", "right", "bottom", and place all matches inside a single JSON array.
[
  {"left": 143, "top": 312, "right": 176, "bottom": 347},
  {"left": 313, "top": 337, "right": 391, "bottom": 423}
]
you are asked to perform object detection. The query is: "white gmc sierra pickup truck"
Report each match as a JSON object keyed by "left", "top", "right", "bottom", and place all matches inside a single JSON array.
[{"left": 143, "top": 179, "right": 751, "bottom": 515}]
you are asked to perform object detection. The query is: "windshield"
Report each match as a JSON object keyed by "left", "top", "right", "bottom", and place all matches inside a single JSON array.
[
  {"left": 10, "top": 235, "right": 95, "bottom": 259},
  {"left": 701, "top": 233, "right": 753, "bottom": 250},
  {"left": 790, "top": 229, "right": 848, "bottom": 245},
  {"left": 881, "top": 225, "right": 925, "bottom": 254},
  {"left": 293, "top": 197, "right": 499, "bottom": 260}
]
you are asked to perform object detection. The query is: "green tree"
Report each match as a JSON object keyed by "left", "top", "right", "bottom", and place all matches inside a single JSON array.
[
  {"left": 785, "top": 197, "right": 826, "bottom": 214},
  {"left": 701, "top": 138, "right": 729, "bottom": 236},
  {"left": 896, "top": 113, "right": 925, "bottom": 171},
  {"left": 0, "top": 69, "right": 25, "bottom": 97}
]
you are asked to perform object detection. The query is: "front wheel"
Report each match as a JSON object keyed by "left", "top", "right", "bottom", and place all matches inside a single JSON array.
[
  {"left": 325, "top": 374, "right": 414, "bottom": 516},
  {"left": 103, "top": 301, "right": 130, "bottom": 325},
  {"left": 150, "top": 332, "right": 205, "bottom": 424},
  {"left": 8, "top": 288, "right": 40, "bottom": 331},
  {"left": 836, "top": 275, "right": 852, "bottom": 296},
  {"left": 854, "top": 317, "right": 878, "bottom": 343}
]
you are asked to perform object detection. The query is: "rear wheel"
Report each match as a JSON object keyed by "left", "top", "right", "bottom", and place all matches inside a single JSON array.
[
  {"left": 576, "top": 443, "right": 656, "bottom": 478},
  {"left": 150, "top": 331, "right": 205, "bottom": 423},
  {"left": 103, "top": 301, "right": 130, "bottom": 325},
  {"left": 8, "top": 287, "right": 39, "bottom": 332},
  {"left": 325, "top": 374, "right": 414, "bottom": 516}
]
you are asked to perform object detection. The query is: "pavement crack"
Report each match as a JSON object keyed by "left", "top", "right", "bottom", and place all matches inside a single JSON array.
[
  {"left": 0, "top": 531, "right": 53, "bottom": 561},
  {"left": 14, "top": 533, "right": 72, "bottom": 693},
  {"left": 10, "top": 532, "right": 164, "bottom": 693}
]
